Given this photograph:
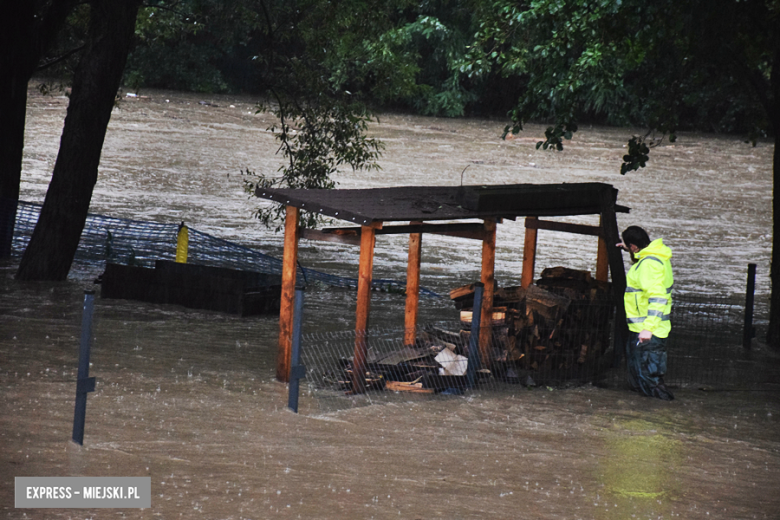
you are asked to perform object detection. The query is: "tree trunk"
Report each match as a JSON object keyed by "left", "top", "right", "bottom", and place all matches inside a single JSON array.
[
  {"left": 0, "top": 2, "right": 36, "bottom": 257},
  {"left": 0, "top": 0, "right": 78, "bottom": 257},
  {"left": 0, "top": 77, "right": 27, "bottom": 258},
  {"left": 767, "top": 132, "right": 780, "bottom": 347},
  {"left": 16, "top": 0, "right": 141, "bottom": 281},
  {"left": 765, "top": 45, "right": 779, "bottom": 349}
]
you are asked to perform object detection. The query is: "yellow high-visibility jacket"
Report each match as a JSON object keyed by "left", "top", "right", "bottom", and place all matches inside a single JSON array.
[{"left": 624, "top": 238, "right": 674, "bottom": 338}]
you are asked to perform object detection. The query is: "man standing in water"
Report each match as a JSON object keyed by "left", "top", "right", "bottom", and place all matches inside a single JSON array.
[{"left": 617, "top": 226, "right": 675, "bottom": 401}]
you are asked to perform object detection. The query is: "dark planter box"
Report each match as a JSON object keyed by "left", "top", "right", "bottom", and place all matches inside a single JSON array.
[{"left": 101, "top": 260, "right": 281, "bottom": 316}]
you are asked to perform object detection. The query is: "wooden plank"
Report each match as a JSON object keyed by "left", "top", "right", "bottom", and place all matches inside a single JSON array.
[
  {"left": 449, "top": 283, "right": 476, "bottom": 300},
  {"left": 404, "top": 222, "right": 423, "bottom": 345},
  {"left": 352, "top": 223, "right": 379, "bottom": 393},
  {"left": 321, "top": 222, "right": 487, "bottom": 240},
  {"left": 277, "top": 206, "right": 299, "bottom": 383},
  {"left": 495, "top": 285, "right": 526, "bottom": 302},
  {"left": 598, "top": 188, "right": 628, "bottom": 355},
  {"left": 385, "top": 380, "right": 435, "bottom": 394},
  {"left": 479, "top": 218, "right": 497, "bottom": 367},
  {"left": 458, "top": 183, "right": 608, "bottom": 213},
  {"left": 102, "top": 261, "right": 281, "bottom": 316},
  {"left": 460, "top": 309, "right": 511, "bottom": 325},
  {"left": 376, "top": 223, "right": 483, "bottom": 236},
  {"left": 101, "top": 263, "right": 159, "bottom": 303},
  {"left": 525, "top": 218, "right": 602, "bottom": 236},
  {"left": 596, "top": 215, "right": 609, "bottom": 282},
  {"left": 428, "top": 229, "right": 488, "bottom": 240},
  {"left": 521, "top": 216, "right": 538, "bottom": 288}
]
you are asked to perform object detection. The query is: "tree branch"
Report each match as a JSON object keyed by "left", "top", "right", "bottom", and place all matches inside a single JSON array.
[{"left": 36, "top": 44, "right": 86, "bottom": 71}]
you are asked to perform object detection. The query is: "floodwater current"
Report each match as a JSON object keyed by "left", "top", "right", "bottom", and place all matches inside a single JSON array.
[{"left": 1, "top": 86, "right": 778, "bottom": 519}]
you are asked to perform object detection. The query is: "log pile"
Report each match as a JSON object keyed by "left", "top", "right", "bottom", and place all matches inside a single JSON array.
[
  {"left": 451, "top": 266, "right": 613, "bottom": 379},
  {"left": 323, "top": 266, "right": 613, "bottom": 393}
]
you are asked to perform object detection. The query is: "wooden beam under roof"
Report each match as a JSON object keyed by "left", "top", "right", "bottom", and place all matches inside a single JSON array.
[
  {"left": 313, "top": 222, "right": 489, "bottom": 241},
  {"left": 524, "top": 218, "right": 602, "bottom": 236},
  {"left": 300, "top": 228, "right": 361, "bottom": 246}
]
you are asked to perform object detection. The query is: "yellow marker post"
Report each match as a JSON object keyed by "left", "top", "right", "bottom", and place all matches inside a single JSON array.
[{"left": 176, "top": 222, "right": 188, "bottom": 263}]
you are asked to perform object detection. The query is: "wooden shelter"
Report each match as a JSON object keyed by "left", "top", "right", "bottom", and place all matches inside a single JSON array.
[{"left": 255, "top": 183, "right": 629, "bottom": 389}]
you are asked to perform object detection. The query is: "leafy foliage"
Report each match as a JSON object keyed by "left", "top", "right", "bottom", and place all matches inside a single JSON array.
[
  {"left": 34, "top": 3, "right": 91, "bottom": 82},
  {"left": 243, "top": 96, "right": 383, "bottom": 231},
  {"left": 620, "top": 136, "right": 650, "bottom": 175},
  {"left": 372, "top": 13, "right": 475, "bottom": 117},
  {"left": 465, "top": 0, "right": 776, "bottom": 169},
  {"left": 535, "top": 122, "right": 578, "bottom": 151},
  {"left": 239, "top": 0, "right": 393, "bottom": 230},
  {"left": 53, "top": 0, "right": 776, "bottom": 226},
  {"left": 125, "top": 0, "right": 260, "bottom": 92}
]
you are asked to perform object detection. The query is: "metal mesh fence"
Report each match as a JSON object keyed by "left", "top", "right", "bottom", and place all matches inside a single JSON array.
[
  {"left": 299, "top": 294, "right": 773, "bottom": 410},
  {"left": 6, "top": 201, "right": 773, "bottom": 411},
  {"left": 300, "top": 297, "right": 619, "bottom": 409},
  {"left": 664, "top": 296, "right": 765, "bottom": 388},
  {"left": 9, "top": 201, "right": 438, "bottom": 295}
]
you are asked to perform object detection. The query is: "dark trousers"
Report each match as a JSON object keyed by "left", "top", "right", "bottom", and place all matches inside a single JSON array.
[{"left": 626, "top": 332, "right": 669, "bottom": 398}]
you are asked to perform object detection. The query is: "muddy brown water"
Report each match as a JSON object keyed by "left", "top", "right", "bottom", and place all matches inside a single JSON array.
[{"left": 1, "top": 86, "right": 779, "bottom": 519}]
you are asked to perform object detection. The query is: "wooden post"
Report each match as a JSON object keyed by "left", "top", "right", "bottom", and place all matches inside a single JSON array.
[
  {"left": 521, "top": 216, "right": 538, "bottom": 288},
  {"left": 479, "top": 218, "right": 496, "bottom": 367},
  {"left": 404, "top": 222, "right": 423, "bottom": 346},
  {"left": 277, "top": 205, "right": 300, "bottom": 382},
  {"left": 352, "top": 222, "right": 379, "bottom": 393},
  {"left": 598, "top": 188, "right": 627, "bottom": 365},
  {"left": 596, "top": 215, "right": 609, "bottom": 282}
]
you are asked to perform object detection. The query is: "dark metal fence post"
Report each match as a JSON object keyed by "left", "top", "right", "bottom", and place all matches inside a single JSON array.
[
  {"left": 72, "top": 291, "right": 97, "bottom": 445},
  {"left": 288, "top": 287, "right": 307, "bottom": 413},
  {"left": 612, "top": 303, "right": 622, "bottom": 368},
  {"left": 743, "top": 263, "right": 757, "bottom": 350},
  {"left": 467, "top": 283, "right": 484, "bottom": 388}
]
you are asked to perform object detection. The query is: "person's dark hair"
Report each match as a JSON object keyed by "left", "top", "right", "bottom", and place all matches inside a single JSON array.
[{"left": 622, "top": 226, "right": 651, "bottom": 250}]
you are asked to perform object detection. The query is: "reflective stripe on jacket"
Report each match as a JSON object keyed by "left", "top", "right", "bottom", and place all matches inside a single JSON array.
[{"left": 624, "top": 238, "right": 674, "bottom": 338}]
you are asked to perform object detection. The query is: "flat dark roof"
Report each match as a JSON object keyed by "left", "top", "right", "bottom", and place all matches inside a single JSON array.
[{"left": 255, "top": 183, "right": 628, "bottom": 225}]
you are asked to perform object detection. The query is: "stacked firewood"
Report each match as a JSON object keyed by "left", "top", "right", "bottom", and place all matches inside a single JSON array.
[{"left": 451, "top": 267, "right": 613, "bottom": 377}]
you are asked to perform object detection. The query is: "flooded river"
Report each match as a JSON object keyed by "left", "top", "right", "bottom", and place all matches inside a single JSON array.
[
  {"left": 15, "top": 85, "right": 774, "bottom": 299},
  {"left": 1, "top": 86, "right": 778, "bottom": 519}
]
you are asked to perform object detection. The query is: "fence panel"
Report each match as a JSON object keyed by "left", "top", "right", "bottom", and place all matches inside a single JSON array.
[{"left": 299, "top": 294, "right": 772, "bottom": 410}]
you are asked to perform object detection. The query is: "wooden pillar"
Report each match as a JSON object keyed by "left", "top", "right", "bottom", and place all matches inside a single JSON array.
[
  {"left": 277, "top": 205, "right": 300, "bottom": 382},
  {"left": 521, "top": 216, "right": 538, "bottom": 288},
  {"left": 352, "top": 222, "right": 379, "bottom": 393},
  {"left": 596, "top": 215, "right": 609, "bottom": 282},
  {"left": 404, "top": 221, "right": 423, "bottom": 346},
  {"left": 479, "top": 218, "right": 497, "bottom": 367},
  {"left": 599, "top": 188, "right": 628, "bottom": 358}
]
